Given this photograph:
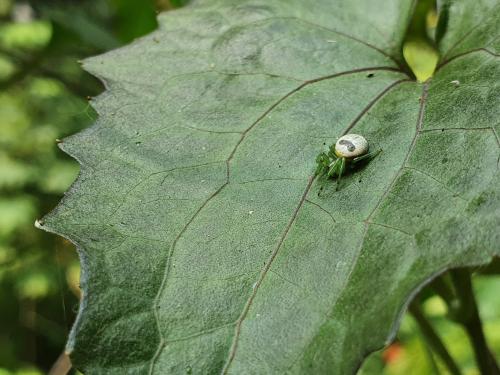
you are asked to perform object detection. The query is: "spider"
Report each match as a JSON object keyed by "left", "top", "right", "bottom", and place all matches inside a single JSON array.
[{"left": 315, "top": 134, "right": 381, "bottom": 192}]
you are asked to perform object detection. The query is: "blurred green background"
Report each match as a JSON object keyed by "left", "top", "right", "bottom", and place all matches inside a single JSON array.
[{"left": 0, "top": 1, "right": 498, "bottom": 374}]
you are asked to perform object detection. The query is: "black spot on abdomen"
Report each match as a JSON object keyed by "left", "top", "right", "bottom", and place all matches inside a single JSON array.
[{"left": 339, "top": 139, "right": 356, "bottom": 152}]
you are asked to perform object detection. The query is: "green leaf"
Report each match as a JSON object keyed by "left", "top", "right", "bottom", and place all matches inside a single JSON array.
[{"left": 39, "top": 0, "right": 500, "bottom": 373}]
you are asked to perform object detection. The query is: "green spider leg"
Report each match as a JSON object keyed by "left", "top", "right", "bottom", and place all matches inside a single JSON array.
[
  {"left": 327, "top": 157, "right": 341, "bottom": 177},
  {"left": 352, "top": 149, "right": 382, "bottom": 164},
  {"left": 315, "top": 152, "right": 331, "bottom": 196},
  {"left": 315, "top": 152, "right": 330, "bottom": 177},
  {"left": 328, "top": 144, "right": 337, "bottom": 159},
  {"left": 316, "top": 147, "right": 382, "bottom": 195},
  {"left": 335, "top": 157, "right": 346, "bottom": 191},
  {"left": 317, "top": 180, "right": 327, "bottom": 196}
]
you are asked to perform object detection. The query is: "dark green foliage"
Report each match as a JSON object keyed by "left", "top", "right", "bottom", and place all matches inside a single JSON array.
[{"left": 0, "top": 0, "right": 160, "bottom": 372}]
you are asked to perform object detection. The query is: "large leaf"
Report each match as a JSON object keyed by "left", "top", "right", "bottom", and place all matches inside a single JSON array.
[{"left": 39, "top": 0, "right": 500, "bottom": 373}]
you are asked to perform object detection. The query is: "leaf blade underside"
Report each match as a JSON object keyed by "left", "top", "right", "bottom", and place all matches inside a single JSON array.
[{"left": 40, "top": 0, "right": 500, "bottom": 374}]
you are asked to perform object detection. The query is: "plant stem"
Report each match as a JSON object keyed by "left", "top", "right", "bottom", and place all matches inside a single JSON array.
[
  {"left": 409, "top": 301, "right": 462, "bottom": 375},
  {"left": 450, "top": 269, "right": 500, "bottom": 375},
  {"left": 422, "top": 338, "right": 443, "bottom": 375},
  {"left": 430, "top": 274, "right": 461, "bottom": 320},
  {"left": 431, "top": 274, "right": 455, "bottom": 305},
  {"left": 49, "top": 351, "right": 72, "bottom": 375}
]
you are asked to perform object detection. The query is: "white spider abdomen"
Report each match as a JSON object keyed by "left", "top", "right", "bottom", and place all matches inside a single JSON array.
[{"left": 335, "top": 134, "right": 369, "bottom": 158}]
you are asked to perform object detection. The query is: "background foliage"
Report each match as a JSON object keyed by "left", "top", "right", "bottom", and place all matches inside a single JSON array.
[
  {"left": 0, "top": 0, "right": 498, "bottom": 374},
  {"left": 0, "top": 0, "right": 161, "bottom": 373}
]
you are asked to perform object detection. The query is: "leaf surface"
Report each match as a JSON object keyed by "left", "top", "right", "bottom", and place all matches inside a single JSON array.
[{"left": 40, "top": 0, "right": 500, "bottom": 373}]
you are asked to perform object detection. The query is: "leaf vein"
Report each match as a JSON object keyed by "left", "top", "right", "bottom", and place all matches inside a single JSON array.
[
  {"left": 305, "top": 199, "right": 336, "bottom": 223},
  {"left": 438, "top": 48, "right": 500, "bottom": 69},
  {"left": 441, "top": 5, "right": 499, "bottom": 62},
  {"left": 221, "top": 176, "right": 316, "bottom": 374},
  {"left": 403, "top": 166, "right": 467, "bottom": 201}
]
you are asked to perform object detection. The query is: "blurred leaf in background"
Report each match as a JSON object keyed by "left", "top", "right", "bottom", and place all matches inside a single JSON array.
[{"left": 360, "top": 276, "right": 500, "bottom": 375}]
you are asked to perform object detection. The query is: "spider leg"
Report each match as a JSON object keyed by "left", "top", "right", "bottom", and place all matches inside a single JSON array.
[
  {"left": 315, "top": 152, "right": 330, "bottom": 176},
  {"left": 315, "top": 165, "right": 327, "bottom": 178},
  {"left": 317, "top": 182, "right": 325, "bottom": 197},
  {"left": 317, "top": 169, "right": 330, "bottom": 196},
  {"left": 352, "top": 149, "right": 382, "bottom": 164},
  {"left": 328, "top": 144, "right": 337, "bottom": 159},
  {"left": 336, "top": 157, "right": 346, "bottom": 191},
  {"left": 328, "top": 158, "right": 341, "bottom": 177}
]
